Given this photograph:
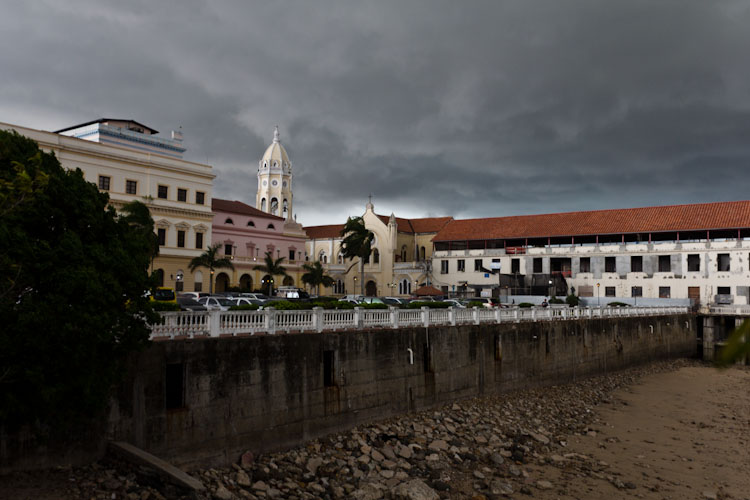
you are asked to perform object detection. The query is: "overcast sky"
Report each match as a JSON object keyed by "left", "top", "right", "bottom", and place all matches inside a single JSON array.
[{"left": 2, "top": 1, "right": 749, "bottom": 226}]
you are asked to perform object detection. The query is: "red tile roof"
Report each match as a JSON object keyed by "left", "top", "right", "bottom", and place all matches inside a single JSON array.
[
  {"left": 375, "top": 214, "right": 453, "bottom": 234},
  {"left": 305, "top": 224, "right": 345, "bottom": 239},
  {"left": 212, "top": 198, "right": 285, "bottom": 221},
  {"left": 433, "top": 200, "right": 750, "bottom": 242}
]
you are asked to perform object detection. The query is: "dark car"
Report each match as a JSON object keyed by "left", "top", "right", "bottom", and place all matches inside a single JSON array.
[{"left": 177, "top": 297, "right": 207, "bottom": 312}]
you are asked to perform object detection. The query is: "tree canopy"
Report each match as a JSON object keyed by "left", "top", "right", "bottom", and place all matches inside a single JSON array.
[
  {"left": 254, "top": 251, "right": 287, "bottom": 295},
  {"left": 340, "top": 216, "right": 374, "bottom": 295},
  {"left": 301, "top": 260, "right": 334, "bottom": 296},
  {"left": 0, "top": 130, "right": 157, "bottom": 431},
  {"left": 188, "top": 243, "right": 234, "bottom": 294}
]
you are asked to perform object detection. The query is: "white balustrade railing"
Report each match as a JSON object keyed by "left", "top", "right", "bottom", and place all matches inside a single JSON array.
[{"left": 149, "top": 305, "right": 692, "bottom": 339}]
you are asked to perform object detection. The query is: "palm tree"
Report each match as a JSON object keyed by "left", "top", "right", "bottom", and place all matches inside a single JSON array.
[
  {"left": 254, "top": 251, "right": 288, "bottom": 296},
  {"left": 301, "top": 261, "right": 334, "bottom": 296},
  {"left": 188, "top": 243, "right": 234, "bottom": 294},
  {"left": 340, "top": 216, "right": 374, "bottom": 296}
]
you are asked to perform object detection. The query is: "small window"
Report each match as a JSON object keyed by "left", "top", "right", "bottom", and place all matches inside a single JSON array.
[
  {"left": 457, "top": 259, "right": 465, "bottom": 272},
  {"left": 157, "top": 228, "right": 166, "bottom": 246},
  {"left": 631, "top": 286, "right": 643, "bottom": 297},
  {"left": 247, "top": 220, "right": 255, "bottom": 227},
  {"left": 658, "top": 255, "right": 671, "bottom": 272},
  {"left": 373, "top": 249, "right": 380, "bottom": 264},
  {"left": 98, "top": 175, "right": 111, "bottom": 191},
  {"left": 441, "top": 260, "right": 449, "bottom": 274},
  {"left": 195, "top": 233, "right": 203, "bottom": 249},
  {"left": 605, "top": 286, "right": 616, "bottom": 297},
  {"left": 165, "top": 363, "right": 185, "bottom": 410},
  {"left": 125, "top": 179, "right": 137, "bottom": 195},
  {"left": 579, "top": 257, "right": 590, "bottom": 273},
  {"left": 631, "top": 256, "right": 643, "bottom": 272},
  {"left": 225, "top": 218, "right": 234, "bottom": 225},
  {"left": 718, "top": 286, "right": 731, "bottom": 295},
  {"left": 605, "top": 256, "right": 616, "bottom": 273},
  {"left": 659, "top": 286, "right": 671, "bottom": 298},
  {"left": 511, "top": 258, "right": 520, "bottom": 274},
  {"left": 177, "top": 230, "right": 185, "bottom": 248},
  {"left": 177, "top": 188, "right": 187, "bottom": 202},
  {"left": 688, "top": 254, "right": 700, "bottom": 272},
  {"left": 224, "top": 244, "right": 233, "bottom": 256},
  {"left": 157, "top": 185, "right": 168, "bottom": 199},
  {"left": 533, "top": 258, "right": 543, "bottom": 273},
  {"left": 195, "top": 191, "right": 205, "bottom": 205},
  {"left": 474, "top": 259, "right": 483, "bottom": 271},
  {"left": 323, "top": 350, "right": 335, "bottom": 387},
  {"left": 718, "top": 253, "right": 730, "bottom": 271},
  {"left": 289, "top": 249, "right": 295, "bottom": 261},
  {"left": 267, "top": 224, "right": 275, "bottom": 230}
]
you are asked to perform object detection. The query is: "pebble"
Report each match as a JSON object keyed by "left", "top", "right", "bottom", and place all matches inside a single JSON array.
[{"left": 21, "top": 359, "right": 694, "bottom": 500}]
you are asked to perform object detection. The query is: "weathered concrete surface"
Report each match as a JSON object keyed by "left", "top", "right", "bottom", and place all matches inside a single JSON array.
[
  {"left": 106, "top": 314, "right": 695, "bottom": 469},
  {"left": 108, "top": 441, "right": 204, "bottom": 492}
]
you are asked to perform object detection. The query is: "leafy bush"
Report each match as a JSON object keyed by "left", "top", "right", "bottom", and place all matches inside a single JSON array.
[
  {"left": 466, "top": 301, "right": 484, "bottom": 308},
  {"left": 518, "top": 302, "right": 535, "bottom": 308},
  {"left": 267, "top": 300, "right": 356, "bottom": 310},
  {"left": 565, "top": 294, "right": 580, "bottom": 307},
  {"left": 607, "top": 301, "right": 630, "bottom": 307},
  {"left": 549, "top": 297, "right": 565, "bottom": 304},
  {"left": 151, "top": 302, "right": 181, "bottom": 312},
  {"left": 229, "top": 304, "right": 260, "bottom": 311},
  {"left": 407, "top": 301, "right": 450, "bottom": 309}
]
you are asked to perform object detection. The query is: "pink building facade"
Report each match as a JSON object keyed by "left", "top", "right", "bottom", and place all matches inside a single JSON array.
[{"left": 210, "top": 198, "right": 307, "bottom": 292}]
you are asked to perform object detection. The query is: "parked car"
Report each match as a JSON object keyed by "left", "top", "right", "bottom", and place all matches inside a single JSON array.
[
  {"left": 360, "top": 297, "right": 385, "bottom": 304},
  {"left": 178, "top": 292, "right": 200, "bottom": 300},
  {"left": 342, "top": 294, "right": 365, "bottom": 304},
  {"left": 381, "top": 297, "right": 402, "bottom": 306},
  {"left": 149, "top": 287, "right": 176, "bottom": 303},
  {"left": 177, "top": 297, "right": 207, "bottom": 311},
  {"left": 464, "top": 297, "right": 495, "bottom": 308},
  {"left": 232, "top": 298, "right": 265, "bottom": 308},
  {"left": 444, "top": 299, "right": 466, "bottom": 308},
  {"left": 237, "top": 292, "right": 269, "bottom": 301},
  {"left": 384, "top": 297, "right": 409, "bottom": 305},
  {"left": 197, "top": 296, "right": 235, "bottom": 311}
]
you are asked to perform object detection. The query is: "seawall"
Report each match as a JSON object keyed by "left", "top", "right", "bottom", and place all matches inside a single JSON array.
[{"left": 105, "top": 314, "right": 695, "bottom": 469}]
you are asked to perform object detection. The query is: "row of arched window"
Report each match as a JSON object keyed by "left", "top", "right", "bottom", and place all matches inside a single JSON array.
[
  {"left": 318, "top": 249, "right": 380, "bottom": 264},
  {"left": 224, "top": 217, "right": 275, "bottom": 230},
  {"left": 260, "top": 197, "right": 288, "bottom": 217}
]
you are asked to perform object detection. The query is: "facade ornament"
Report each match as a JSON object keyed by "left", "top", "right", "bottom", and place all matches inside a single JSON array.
[{"left": 273, "top": 125, "right": 280, "bottom": 143}]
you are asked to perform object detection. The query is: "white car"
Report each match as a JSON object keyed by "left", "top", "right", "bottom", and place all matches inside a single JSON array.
[
  {"left": 444, "top": 299, "right": 466, "bottom": 308},
  {"left": 197, "top": 296, "right": 235, "bottom": 311},
  {"left": 233, "top": 298, "right": 265, "bottom": 308}
]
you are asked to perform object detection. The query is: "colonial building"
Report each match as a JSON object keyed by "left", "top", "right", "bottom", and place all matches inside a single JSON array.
[
  {"left": 432, "top": 201, "right": 750, "bottom": 305},
  {"left": 1, "top": 119, "right": 215, "bottom": 292},
  {"left": 209, "top": 127, "right": 307, "bottom": 292},
  {"left": 210, "top": 198, "right": 306, "bottom": 292},
  {"left": 305, "top": 200, "right": 452, "bottom": 296}
]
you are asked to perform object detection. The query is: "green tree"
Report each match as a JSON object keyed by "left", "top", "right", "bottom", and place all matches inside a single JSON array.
[
  {"left": 301, "top": 261, "right": 334, "bottom": 296},
  {"left": 0, "top": 130, "right": 157, "bottom": 431},
  {"left": 717, "top": 319, "right": 750, "bottom": 367},
  {"left": 254, "top": 251, "right": 288, "bottom": 296},
  {"left": 340, "top": 216, "right": 374, "bottom": 296},
  {"left": 188, "top": 243, "right": 234, "bottom": 294}
]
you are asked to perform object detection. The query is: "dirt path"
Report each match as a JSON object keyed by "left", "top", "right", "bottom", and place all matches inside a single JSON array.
[{"left": 528, "top": 366, "right": 750, "bottom": 500}]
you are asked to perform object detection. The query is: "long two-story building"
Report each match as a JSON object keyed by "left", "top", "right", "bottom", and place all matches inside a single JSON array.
[{"left": 431, "top": 201, "right": 750, "bottom": 305}]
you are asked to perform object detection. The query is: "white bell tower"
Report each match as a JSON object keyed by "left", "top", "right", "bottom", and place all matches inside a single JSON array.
[{"left": 256, "top": 126, "right": 293, "bottom": 220}]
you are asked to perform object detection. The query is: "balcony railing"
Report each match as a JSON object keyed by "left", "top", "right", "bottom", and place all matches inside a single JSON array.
[{"left": 150, "top": 305, "right": 691, "bottom": 340}]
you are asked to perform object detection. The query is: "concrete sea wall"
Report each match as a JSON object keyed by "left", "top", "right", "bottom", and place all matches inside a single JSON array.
[{"left": 106, "top": 314, "right": 695, "bottom": 469}]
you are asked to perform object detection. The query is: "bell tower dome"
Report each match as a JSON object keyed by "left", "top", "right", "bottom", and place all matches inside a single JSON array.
[{"left": 256, "top": 126, "right": 293, "bottom": 220}]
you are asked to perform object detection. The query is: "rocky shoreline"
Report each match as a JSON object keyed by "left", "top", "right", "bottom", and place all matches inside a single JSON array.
[{"left": 3, "top": 359, "right": 700, "bottom": 500}]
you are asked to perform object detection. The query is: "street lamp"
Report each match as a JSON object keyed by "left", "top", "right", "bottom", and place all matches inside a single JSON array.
[
  {"left": 548, "top": 279, "right": 553, "bottom": 298},
  {"left": 596, "top": 282, "right": 600, "bottom": 306}
]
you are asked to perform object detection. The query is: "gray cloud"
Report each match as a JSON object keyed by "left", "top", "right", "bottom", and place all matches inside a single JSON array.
[{"left": 2, "top": 0, "right": 750, "bottom": 226}]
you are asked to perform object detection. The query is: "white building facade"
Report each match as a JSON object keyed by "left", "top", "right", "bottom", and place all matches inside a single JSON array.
[{"left": 431, "top": 201, "right": 750, "bottom": 306}]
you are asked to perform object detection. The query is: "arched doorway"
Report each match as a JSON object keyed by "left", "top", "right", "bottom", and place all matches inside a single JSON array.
[
  {"left": 239, "top": 274, "right": 253, "bottom": 290},
  {"left": 365, "top": 280, "right": 377, "bottom": 297},
  {"left": 283, "top": 276, "right": 294, "bottom": 286},
  {"left": 215, "top": 272, "right": 230, "bottom": 292}
]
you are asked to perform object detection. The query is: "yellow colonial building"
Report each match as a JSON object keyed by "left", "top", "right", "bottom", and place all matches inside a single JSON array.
[
  {"left": 1, "top": 119, "right": 215, "bottom": 292},
  {"left": 305, "top": 200, "right": 452, "bottom": 297}
]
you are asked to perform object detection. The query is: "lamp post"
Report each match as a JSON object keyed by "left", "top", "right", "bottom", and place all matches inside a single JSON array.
[
  {"left": 548, "top": 279, "right": 553, "bottom": 299},
  {"left": 596, "top": 282, "right": 600, "bottom": 307}
]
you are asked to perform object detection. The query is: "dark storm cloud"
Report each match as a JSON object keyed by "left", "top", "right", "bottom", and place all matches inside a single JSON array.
[{"left": 2, "top": 0, "right": 750, "bottom": 225}]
